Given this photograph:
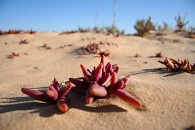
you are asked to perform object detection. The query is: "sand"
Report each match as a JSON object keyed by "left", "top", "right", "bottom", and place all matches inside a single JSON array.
[{"left": 0, "top": 31, "right": 195, "bottom": 130}]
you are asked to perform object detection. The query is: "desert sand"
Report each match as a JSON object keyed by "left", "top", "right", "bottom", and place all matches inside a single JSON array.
[{"left": 0, "top": 31, "right": 195, "bottom": 130}]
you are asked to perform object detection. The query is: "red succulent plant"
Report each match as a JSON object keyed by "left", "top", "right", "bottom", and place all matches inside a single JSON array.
[
  {"left": 158, "top": 57, "right": 195, "bottom": 73},
  {"left": 134, "top": 53, "right": 141, "bottom": 58},
  {"left": 95, "top": 50, "right": 110, "bottom": 58},
  {"left": 8, "top": 52, "right": 19, "bottom": 59},
  {"left": 19, "top": 39, "right": 28, "bottom": 44},
  {"left": 69, "top": 56, "right": 142, "bottom": 107},
  {"left": 155, "top": 51, "right": 163, "bottom": 57},
  {"left": 21, "top": 78, "right": 72, "bottom": 112}
]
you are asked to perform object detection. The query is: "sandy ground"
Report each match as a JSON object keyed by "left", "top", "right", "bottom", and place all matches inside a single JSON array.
[{"left": 0, "top": 31, "right": 195, "bottom": 130}]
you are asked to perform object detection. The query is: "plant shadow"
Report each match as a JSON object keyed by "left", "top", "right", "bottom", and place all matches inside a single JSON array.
[
  {"left": 147, "top": 55, "right": 165, "bottom": 59},
  {"left": 131, "top": 68, "right": 184, "bottom": 77},
  {"left": 72, "top": 103, "right": 127, "bottom": 113},
  {"left": 0, "top": 91, "right": 127, "bottom": 118},
  {"left": 67, "top": 91, "right": 127, "bottom": 113},
  {"left": 0, "top": 96, "right": 63, "bottom": 117}
]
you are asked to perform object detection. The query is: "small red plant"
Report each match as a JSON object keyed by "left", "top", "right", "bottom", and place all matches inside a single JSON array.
[
  {"left": 8, "top": 52, "right": 19, "bottom": 59},
  {"left": 69, "top": 56, "right": 142, "bottom": 107},
  {"left": 155, "top": 51, "right": 163, "bottom": 57},
  {"left": 95, "top": 50, "right": 110, "bottom": 58},
  {"left": 79, "top": 41, "right": 118, "bottom": 55},
  {"left": 158, "top": 57, "right": 195, "bottom": 73},
  {"left": 80, "top": 42, "right": 100, "bottom": 55},
  {"left": 134, "top": 53, "right": 141, "bottom": 58},
  {"left": 21, "top": 78, "right": 72, "bottom": 112},
  {"left": 19, "top": 39, "right": 28, "bottom": 44}
]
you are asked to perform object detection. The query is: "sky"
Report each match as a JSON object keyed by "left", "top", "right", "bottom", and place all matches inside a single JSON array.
[{"left": 0, "top": 0, "right": 195, "bottom": 34}]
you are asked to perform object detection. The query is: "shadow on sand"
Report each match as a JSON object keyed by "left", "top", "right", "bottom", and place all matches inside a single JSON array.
[
  {"left": 0, "top": 96, "right": 61, "bottom": 117},
  {"left": 131, "top": 68, "right": 185, "bottom": 77},
  {"left": 0, "top": 91, "right": 127, "bottom": 117}
]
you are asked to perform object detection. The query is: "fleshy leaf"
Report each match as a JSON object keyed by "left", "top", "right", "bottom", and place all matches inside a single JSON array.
[
  {"left": 86, "top": 89, "right": 94, "bottom": 104},
  {"left": 58, "top": 83, "right": 72, "bottom": 99},
  {"left": 80, "top": 64, "right": 92, "bottom": 82},
  {"left": 100, "top": 55, "right": 106, "bottom": 74},
  {"left": 165, "top": 58, "right": 175, "bottom": 70},
  {"left": 113, "top": 89, "right": 142, "bottom": 107},
  {"left": 121, "top": 75, "right": 132, "bottom": 88},
  {"left": 110, "top": 72, "right": 117, "bottom": 88},
  {"left": 93, "top": 63, "right": 103, "bottom": 82},
  {"left": 57, "top": 97, "right": 70, "bottom": 112},
  {"left": 52, "top": 78, "right": 60, "bottom": 91},
  {"left": 185, "top": 61, "right": 191, "bottom": 72},
  {"left": 180, "top": 59, "right": 187, "bottom": 69},
  {"left": 113, "top": 80, "right": 124, "bottom": 89},
  {"left": 21, "top": 88, "right": 55, "bottom": 104},
  {"left": 89, "top": 84, "right": 107, "bottom": 97},
  {"left": 98, "top": 73, "right": 111, "bottom": 86},
  {"left": 106, "top": 62, "right": 112, "bottom": 73},
  {"left": 46, "top": 85, "right": 58, "bottom": 100},
  {"left": 170, "top": 58, "right": 179, "bottom": 64},
  {"left": 113, "top": 64, "right": 119, "bottom": 73}
]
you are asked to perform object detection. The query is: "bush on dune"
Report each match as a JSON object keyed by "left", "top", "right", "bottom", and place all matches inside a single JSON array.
[
  {"left": 174, "top": 13, "right": 189, "bottom": 32},
  {"left": 134, "top": 16, "right": 156, "bottom": 37}
]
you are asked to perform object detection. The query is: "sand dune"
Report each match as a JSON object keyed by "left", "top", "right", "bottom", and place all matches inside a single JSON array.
[{"left": 0, "top": 32, "right": 195, "bottom": 130}]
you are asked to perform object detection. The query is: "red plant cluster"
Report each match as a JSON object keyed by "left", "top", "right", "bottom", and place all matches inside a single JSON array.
[
  {"left": 8, "top": 52, "right": 19, "bottom": 59},
  {"left": 80, "top": 42, "right": 100, "bottom": 55},
  {"left": 96, "top": 50, "right": 110, "bottom": 57},
  {"left": 155, "top": 51, "right": 163, "bottom": 57},
  {"left": 19, "top": 39, "right": 28, "bottom": 44},
  {"left": 158, "top": 57, "right": 195, "bottom": 73},
  {"left": 69, "top": 56, "right": 142, "bottom": 107},
  {"left": 21, "top": 78, "right": 72, "bottom": 112},
  {"left": 0, "top": 29, "right": 36, "bottom": 35},
  {"left": 79, "top": 41, "right": 118, "bottom": 56},
  {"left": 21, "top": 56, "right": 142, "bottom": 112},
  {"left": 134, "top": 53, "right": 141, "bottom": 58}
]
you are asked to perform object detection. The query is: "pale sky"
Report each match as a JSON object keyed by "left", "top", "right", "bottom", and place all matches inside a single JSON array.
[{"left": 0, "top": 0, "right": 194, "bottom": 34}]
